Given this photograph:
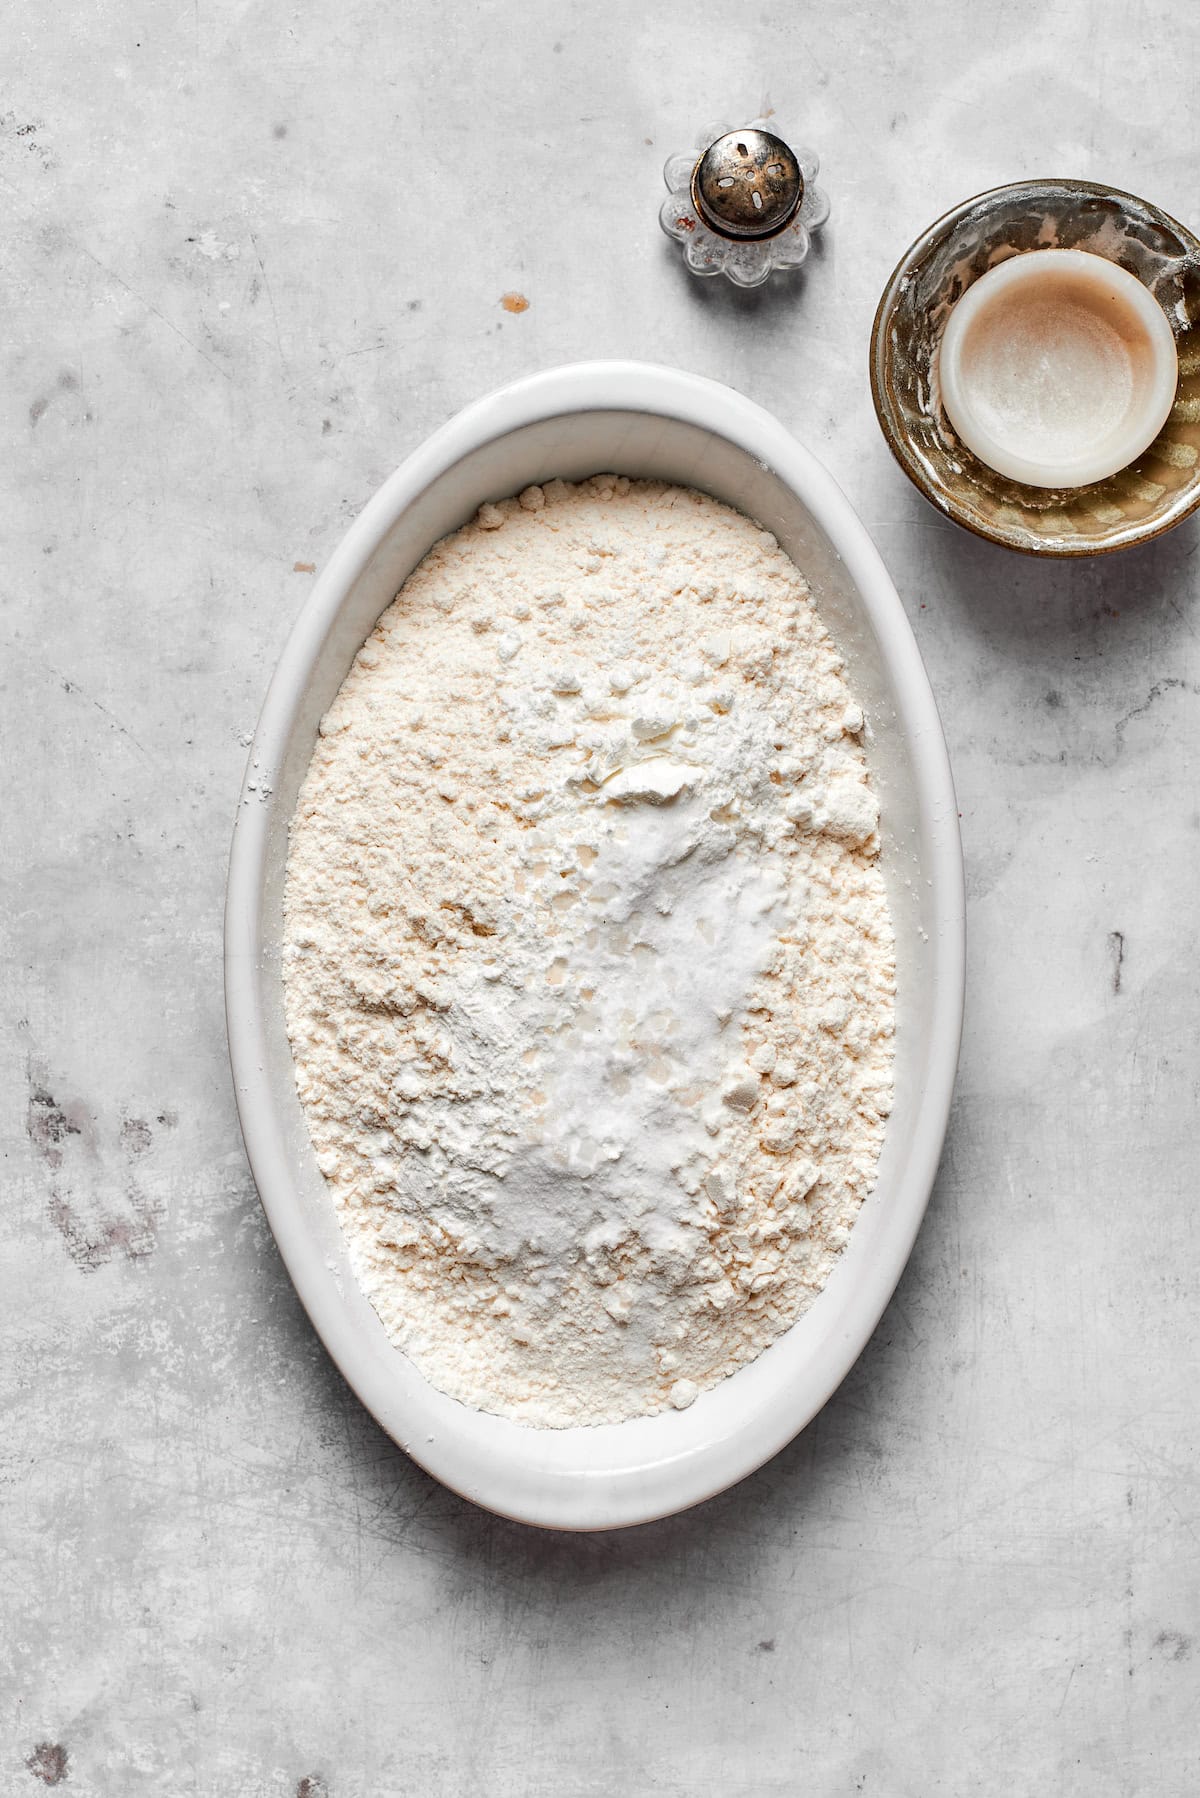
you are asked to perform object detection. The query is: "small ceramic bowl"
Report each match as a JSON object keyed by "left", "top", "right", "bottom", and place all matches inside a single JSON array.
[{"left": 870, "top": 179, "right": 1200, "bottom": 555}]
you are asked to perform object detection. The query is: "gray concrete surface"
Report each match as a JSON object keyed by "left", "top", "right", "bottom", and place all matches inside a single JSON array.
[{"left": 4, "top": 1, "right": 1199, "bottom": 1791}]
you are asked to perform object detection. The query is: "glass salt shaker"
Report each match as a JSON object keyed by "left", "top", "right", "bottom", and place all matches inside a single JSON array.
[{"left": 659, "top": 120, "right": 829, "bottom": 288}]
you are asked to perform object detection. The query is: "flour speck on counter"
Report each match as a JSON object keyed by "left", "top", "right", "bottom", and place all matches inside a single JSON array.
[{"left": 283, "top": 477, "right": 895, "bottom": 1426}]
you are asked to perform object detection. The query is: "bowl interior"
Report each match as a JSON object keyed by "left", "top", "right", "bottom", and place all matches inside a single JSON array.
[
  {"left": 230, "top": 394, "right": 961, "bottom": 1528},
  {"left": 871, "top": 180, "right": 1200, "bottom": 555}
]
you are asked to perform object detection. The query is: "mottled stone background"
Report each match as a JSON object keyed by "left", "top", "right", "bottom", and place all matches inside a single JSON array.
[{"left": 3, "top": 1, "right": 1198, "bottom": 1792}]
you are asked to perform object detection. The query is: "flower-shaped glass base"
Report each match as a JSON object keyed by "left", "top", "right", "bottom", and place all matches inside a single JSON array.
[{"left": 659, "top": 120, "right": 829, "bottom": 288}]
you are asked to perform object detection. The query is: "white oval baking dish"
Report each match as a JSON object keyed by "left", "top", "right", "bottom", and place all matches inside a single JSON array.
[{"left": 225, "top": 361, "right": 964, "bottom": 1531}]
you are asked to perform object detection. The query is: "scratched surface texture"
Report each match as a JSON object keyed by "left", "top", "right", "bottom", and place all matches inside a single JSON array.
[{"left": 3, "top": 0, "right": 1199, "bottom": 1791}]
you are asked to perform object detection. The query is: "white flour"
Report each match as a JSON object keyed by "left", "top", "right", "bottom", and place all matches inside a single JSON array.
[{"left": 283, "top": 477, "right": 895, "bottom": 1427}]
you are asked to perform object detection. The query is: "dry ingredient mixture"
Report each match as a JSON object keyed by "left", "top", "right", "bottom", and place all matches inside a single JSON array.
[{"left": 283, "top": 477, "right": 895, "bottom": 1427}]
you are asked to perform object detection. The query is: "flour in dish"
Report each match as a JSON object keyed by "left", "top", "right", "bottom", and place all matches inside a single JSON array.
[{"left": 283, "top": 477, "right": 895, "bottom": 1427}]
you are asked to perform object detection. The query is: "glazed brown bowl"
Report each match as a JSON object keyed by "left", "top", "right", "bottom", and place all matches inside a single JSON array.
[{"left": 870, "top": 179, "right": 1200, "bottom": 555}]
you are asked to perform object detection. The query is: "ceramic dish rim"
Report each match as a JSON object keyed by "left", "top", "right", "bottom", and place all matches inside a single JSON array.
[{"left": 224, "top": 360, "right": 965, "bottom": 1529}]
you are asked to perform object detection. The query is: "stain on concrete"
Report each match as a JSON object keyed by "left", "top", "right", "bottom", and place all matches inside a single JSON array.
[
  {"left": 26, "top": 1743, "right": 68, "bottom": 1785},
  {"left": 28, "top": 1067, "right": 164, "bottom": 1269},
  {"left": 1109, "top": 929, "right": 1125, "bottom": 994},
  {"left": 296, "top": 1778, "right": 329, "bottom": 1798},
  {"left": 1115, "top": 678, "right": 1195, "bottom": 753},
  {"left": 120, "top": 1116, "right": 153, "bottom": 1155},
  {"left": 26, "top": 1084, "right": 84, "bottom": 1171},
  {"left": 1153, "top": 1628, "right": 1193, "bottom": 1661},
  {"left": 3, "top": 112, "right": 54, "bottom": 171},
  {"left": 48, "top": 1183, "right": 162, "bottom": 1269}
]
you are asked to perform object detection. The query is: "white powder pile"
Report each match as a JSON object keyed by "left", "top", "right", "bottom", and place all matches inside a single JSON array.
[{"left": 283, "top": 477, "right": 895, "bottom": 1427}]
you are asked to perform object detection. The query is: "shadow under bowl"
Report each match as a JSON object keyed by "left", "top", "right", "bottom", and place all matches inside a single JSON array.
[{"left": 870, "top": 178, "right": 1200, "bottom": 556}]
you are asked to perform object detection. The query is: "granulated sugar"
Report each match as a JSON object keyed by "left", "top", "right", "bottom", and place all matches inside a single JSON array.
[{"left": 283, "top": 476, "right": 894, "bottom": 1427}]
